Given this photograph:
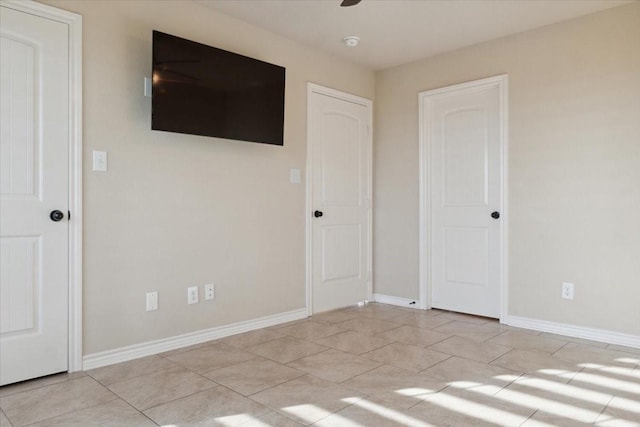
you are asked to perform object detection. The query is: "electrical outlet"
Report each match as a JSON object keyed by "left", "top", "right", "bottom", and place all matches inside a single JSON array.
[
  {"left": 562, "top": 282, "right": 574, "bottom": 300},
  {"left": 205, "top": 283, "right": 215, "bottom": 300},
  {"left": 187, "top": 286, "right": 199, "bottom": 304},
  {"left": 146, "top": 292, "right": 158, "bottom": 311}
]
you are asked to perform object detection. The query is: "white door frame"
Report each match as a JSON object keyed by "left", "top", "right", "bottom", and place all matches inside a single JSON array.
[
  {"left": 1, "top": 0, "right": 83, "bottom": 371},
  {"left": 418, "top": 75, "right": 508, "bottom": 320},
  {"left": 305, "top": 82, "right": 373, "bottom": 316}
]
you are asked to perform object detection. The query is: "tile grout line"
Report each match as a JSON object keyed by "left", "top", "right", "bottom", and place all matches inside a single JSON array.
[
  {"left": 593, "top": 394, "right": 615, "bottom": 425},
  {"left": 518, "top": 408, "right": 539, "bottom": 427},
  {"left": 139, "top": 380, "right": 220, "bottom": 414},
  {"left": 549, "top": 340, "right": 570, "bottom": 357},
  {"left": 488, "top": 347, "right": 515, "bottom": 365},
  {"left": 15, "top": 383, "right": 120, "bottom": 427},
  {"left": 283, "top": 348, "right": 335, "bottom": 365},
  {"left": 420, "top": 333, "right": 455, "bottom": 349},
  {"left": 87, "top": 360, "right": 179, "bottom": 388},
  {"left": 405, "top": 380, "right": 453, "bottom": 411},
  {"left": 243, "top": 371, "right": 372, "bottom": 425},
  {"left": 336, "top": 361, "right": 386, "bottom": 386},
  {"left": 0, "top": 408, "right": 12, "bottom": 427},
  {"left": 105, "top": 361, "right": 220, "bottom": 415},
  {"left": 357, "top": 341, "right": 400, "bottom": 361},
  {"left": 164, "top": 331, "right": 316, "bottom": 410},
  {"left": 244, "top": 371, "right": 309, "bottom": 399},
  {"left": 245, "top": 342, "right": 330, "bottom": 365},
  {"left": 116, "top": 395, "right": 162, "bottom": 426},
  {"left": 0, "top": 372, "right": 87, "bottom": 399},
  {"left": 219, "top": 333, "right": 291, "bottom": 351},
  {"left": 206, "top": 383, "right": 274, "bottom": 418},
  {"left": 415, "top": 354, "right": 454, "bottom": 375}
]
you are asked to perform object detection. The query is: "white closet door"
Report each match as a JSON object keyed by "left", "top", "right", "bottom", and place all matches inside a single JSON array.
[{"left": 1, "top": 5, "right": 70, "bottom": 385}]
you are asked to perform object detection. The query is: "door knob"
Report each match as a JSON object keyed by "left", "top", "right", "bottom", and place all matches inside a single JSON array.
[
  {"left": 50, "top": 210, "right": 65, "bottom": 222},
  {"left": 491, "top": 211, "right": 500, "bottom": 219},
  {"left": 314, "top": 210, "right": 323, "bottom": 218}
]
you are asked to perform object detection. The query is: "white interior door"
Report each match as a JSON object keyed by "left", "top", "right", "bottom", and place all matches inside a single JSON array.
[
  {"left": 308, "top": 84, "right": 372, "bottom": 313},
  {"left": 1, "top": 5, "right": 70, "bottom": 385},
  {"left": 421, "top": 76, "right": 506, "bottom": 319}
]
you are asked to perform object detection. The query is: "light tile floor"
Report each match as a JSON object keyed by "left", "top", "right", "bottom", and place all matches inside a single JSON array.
[{"left": 1, "top": 303, "right": 639, "bottom": 426}]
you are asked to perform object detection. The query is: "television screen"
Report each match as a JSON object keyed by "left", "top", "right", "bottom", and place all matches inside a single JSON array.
[{"left": 152, "top": 31, "right": 285, "bottom": 146}]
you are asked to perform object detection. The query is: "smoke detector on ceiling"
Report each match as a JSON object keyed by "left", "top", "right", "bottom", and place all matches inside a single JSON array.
[{"left": 343, "top": 36, "right": 360, "bottom": 47}]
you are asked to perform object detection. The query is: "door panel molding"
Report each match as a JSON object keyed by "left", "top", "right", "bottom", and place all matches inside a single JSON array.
[
  {"left": 1, "top": 0, "right": 83, "bottom": 372},
  {"left": 418, "top": 75, "right": 508, "bottom": 320},
  {"left": 306, "top": 83, "right": 372, "bottom": 315}
]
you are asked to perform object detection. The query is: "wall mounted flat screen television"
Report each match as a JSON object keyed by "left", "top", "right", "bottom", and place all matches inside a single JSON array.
[{"left": 152, "top": 31, "right": 285, "bottom": 146}]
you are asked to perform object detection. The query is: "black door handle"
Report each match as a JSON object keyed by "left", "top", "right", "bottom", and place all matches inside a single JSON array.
[
  {"left": 50, "top": 210, "right": 65, "bottom": 222},
  {"left": 491, "top": 211, "right": 500, "bottom": 219},
  {"left": 314, "top": 210, "right": 323, "bottom": 218}
]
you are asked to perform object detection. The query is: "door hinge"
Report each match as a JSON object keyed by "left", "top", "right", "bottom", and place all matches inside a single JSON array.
[{"left": 68, "top": 210, "right": 71, "bottom": 221}]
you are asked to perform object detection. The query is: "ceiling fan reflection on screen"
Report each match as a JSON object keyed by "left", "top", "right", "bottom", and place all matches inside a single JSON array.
[{"left": 340, "top": 0, "right": 362, "bottom": 6}]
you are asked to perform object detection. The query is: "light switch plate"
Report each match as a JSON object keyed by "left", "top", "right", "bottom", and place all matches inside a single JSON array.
[
  {"left": 290, "top": 168, "right": 301, "bottom": 184},
  {"left": 92, "top": 150, "right": 108, "bottom": 172},
  {"left": 188, "top": 286, "right": 199, "bottom": 304},
  {"left": 146, "top": 292, "right": 158, "bottom": 311}
]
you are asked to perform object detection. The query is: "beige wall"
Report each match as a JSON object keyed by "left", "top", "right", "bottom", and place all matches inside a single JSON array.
[
  {"left": 41, "top": 0, "right": 639, "bottom": 355},
  {"left": 43, "top": 0, "right": 374, "bottom": 354},
  {"left": 374, "top": 3, "right": 640, "bottom": 335}
]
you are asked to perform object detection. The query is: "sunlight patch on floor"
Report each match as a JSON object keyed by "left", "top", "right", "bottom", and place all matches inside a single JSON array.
[
  {"left": 536, "top": 368, "right": 576, "bottom": 377},
  {"left": 395, "top": 387, "right": 437, "bottom": 397},
  {"left": 537, "top": 367, "right": 640, "bottom": 394},
  {"left": 282, "top": 403, "right": 349, "bottom": 425},
  {"left": 578, "top": 362, "right": 640, "bottom": 379},
  {"left": 493, "top": 374, "right": 522, "bottom": 383},
  {"left": 424, "top": 389, "right": 530, "bottom": 425},
  {"left": 517, "top": 419, "right": 558, "bottom": 427},
  {"left": 448, "top": 380, "right": 485, "bottom": 388},
  {"left": 614, "top": 357, "right": 640, "bottom": 366},
  {"left": 594, "top": 417, "right": 640, "bottom": 427},
  {"left": 342, "top": 397, "right": 436, "bottom": 427},
  {"left": 571, "top": 372, "right": 640, "bottom": 394},
  {"left": 512, "top": 376, "right": 612, "bottom": 404},
  {"left": 216, "top": 414, "right": 270, "bottom": 426},
  {"left": 451, "top": 382, "right": 603, "bottom": 423},
  {"left": 606, "top": 396, "right": 640, "bottom": 413}
]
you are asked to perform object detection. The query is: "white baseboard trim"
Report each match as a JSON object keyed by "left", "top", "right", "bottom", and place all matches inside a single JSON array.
[
  {"left": 373, "top": 293, "right": 420, "bottom": 309},
  {"left": 83, "top": 308, "right": 308, "bottom": 371},
  {"left": 504, "top": 315, "right": 640, "bottom": 349}
]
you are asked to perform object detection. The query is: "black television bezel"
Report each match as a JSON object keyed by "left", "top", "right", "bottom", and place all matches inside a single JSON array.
[{"left": 151, "top": 30, "right": 286, "bottom": 146}]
